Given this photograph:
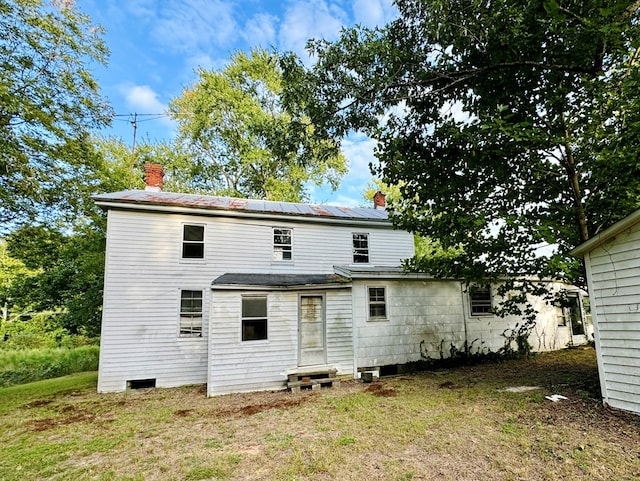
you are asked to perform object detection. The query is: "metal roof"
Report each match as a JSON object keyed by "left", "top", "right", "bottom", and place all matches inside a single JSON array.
[{"left": 93, "top": 190, "right": 389, "bottom": 222}]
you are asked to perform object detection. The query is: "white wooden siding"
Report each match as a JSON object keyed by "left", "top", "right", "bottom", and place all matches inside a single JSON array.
[
  {"left": 208, "top": 289, "right": 353, "bottom": 396},
  {"left": 100, "top": 208, "right": 377, "bottom": 392},
  {"left": 584, "top": 222, "right": 640, "bottom": 414},
  {"left": 464, "top": 281, "right": 582, "bottom": 353},
  {"left": 353, "top": 279, "right": 586, "bottom": 370}
]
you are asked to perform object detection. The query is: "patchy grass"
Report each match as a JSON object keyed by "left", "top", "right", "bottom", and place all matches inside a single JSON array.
[{"left": 1, "top": 347, "right": 640, "bottom": 480}]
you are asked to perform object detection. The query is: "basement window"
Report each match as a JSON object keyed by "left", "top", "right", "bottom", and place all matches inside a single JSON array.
[
  {"left": 182, "top": 224, "right": 204, "bottom": 259},
  {"left": 242, "top": 296, "right": 268, "bottom": 341},
  {"left": 127, "top": 378, "right": 156, "bottom": 390},
  {"left": 353, "top": 233, "right": 369, "bottom": 263},
  {"left": 273, "top": 228, "right": 292, "bottom": 261},
  {"left": 469, "top": 285, "right": 492, "bottom": 315},
  {"left": 180, "top": 290, "right": 203, "bottom": 337}
]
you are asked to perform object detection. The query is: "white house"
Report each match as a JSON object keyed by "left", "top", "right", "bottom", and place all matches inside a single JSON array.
[
  {"left": 571, "top": 208, "right": 640, "bottom": 415},
  {"left": 95, "top": 164, "right": 592, "bottom": 395}
]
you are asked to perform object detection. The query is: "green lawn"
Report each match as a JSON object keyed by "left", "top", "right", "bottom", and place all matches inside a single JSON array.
[{"left": 1, "top": 348, "right": 639, "bottom": 480}]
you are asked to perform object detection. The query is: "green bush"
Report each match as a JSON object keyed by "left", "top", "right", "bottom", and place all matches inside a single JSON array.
[
  {"left": 0, "top": 311, "right": 98, "bottom": 350},
  {"left": 0, "top": 346, "right": 100, "bottom": 387}
]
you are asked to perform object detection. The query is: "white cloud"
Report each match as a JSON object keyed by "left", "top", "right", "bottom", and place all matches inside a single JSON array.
[
  {"left": 278, "top": 0, "right": 347, "bottom": 60},
  {"left": 120, "top": 84, "right": 167, "bottom": 113},
  {"left": 151, "top": 0, "right": 236, "bottom": 54},
  {"left": 117, "top": 83, "right": 176, "bottom": 136},
  {"left": 341, "top": 134, "right": 379, "bottom": 182},
  {"left": 242, "top": 13, "right": 278, "bottom": 48},
  {"left": 352, "top": 0, "right": 398, "bottom": 27}
]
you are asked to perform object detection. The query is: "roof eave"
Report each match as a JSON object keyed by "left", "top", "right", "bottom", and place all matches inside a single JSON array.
[{"left": 570, "top": 208, "right": 640, "bottom": 257}]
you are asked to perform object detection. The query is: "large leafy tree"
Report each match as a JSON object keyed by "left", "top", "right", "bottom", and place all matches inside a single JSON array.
[
  {"left": 1, "top": 136, "right": 145, "bottom": 338},
  {"left": 169, "top": 48, "right": 347, "bottom": 202},
  {"left": 0, "top": 0, "right": 111, "bottom": 230},
  {"left": 284, "top": 0, "right": 640, "bottom": 285},
  {"left": 4, "top": 223, "right": 105, "bottom": 337}
]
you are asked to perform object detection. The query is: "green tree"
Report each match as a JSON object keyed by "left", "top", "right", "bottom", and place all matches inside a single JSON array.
[
  {"left": 0, "top": 239, "right": 34, "bottom": 323},
  {"left": 364, "top": 179, "right": 464, "bottom": 264},
  {"left": 169, "top": 48, "right": 347, "bottom": 202},
  {"left": 284, "top": 0, "right": 640, "bottom": 286},
  {"left": 0, "top": 0, "right": 111, "bottom": 230},
  {"left": 0, "top": 135, "right": 143, "bottom": 338},
  {"left": 95, "top": 136, "right": 207, "bottom": 194}
]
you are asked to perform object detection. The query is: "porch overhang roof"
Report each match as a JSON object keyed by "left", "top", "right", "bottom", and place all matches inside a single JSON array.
[{"left": 211, "top": 273, "right": 351, "bottom": 290}]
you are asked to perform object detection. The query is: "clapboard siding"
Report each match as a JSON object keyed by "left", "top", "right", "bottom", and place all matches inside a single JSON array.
[
  {"left": 356, "top": 280, "right": 462, "bottom": 366},
  {"left": 325, "top": 290, "right": 355, "bottom": 375},
  {"left": 99, "top": 204, "right": 410, "bottom": 393},
  {"left": 208, "top": 291, "right": 297, "bottom": 396},
  {"left": 208, "top": 288, "right": 353, "bottom": 395},
  {"left": 579, "top": 216, "right": 640, "bottom": 415},
  {"left": 353, "top": 279, "right": 585, "bottom": 369}
]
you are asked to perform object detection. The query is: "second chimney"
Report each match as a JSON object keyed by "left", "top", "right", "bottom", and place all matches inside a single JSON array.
[
  {"left": 373, "top": 191, "right": 386, "bottom": 209},
  {"left": 144, "top": 163, "right": 165, "bottom": 192}
]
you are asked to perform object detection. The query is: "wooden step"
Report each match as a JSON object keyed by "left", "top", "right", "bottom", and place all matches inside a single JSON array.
[{"left": 287, "top": 368, "right": 337, "bottom": 383}]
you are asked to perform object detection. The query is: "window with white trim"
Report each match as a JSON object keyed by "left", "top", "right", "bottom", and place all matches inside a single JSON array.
[
  {"left": 368, "top": 286, "right": 387, "bottom": 320},
  {"left": 242, "top": 296, "right": 268, "bottom": 341},
  {"left": 182, "top": 224, "right": 204, "bottom": 259},
  {"left": 469, "top": 285, "right": 492, "bottom": 315},
  {"left": 353, "top": 233, "right": 369, "bottom": 263},
  {"left": 273, "top": 228, "right": 292, "bottom": 261},
  {"left": 179, "top": 290, "right": 203, "bottom": 337}
]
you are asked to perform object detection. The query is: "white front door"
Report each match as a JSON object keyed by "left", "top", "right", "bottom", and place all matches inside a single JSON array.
[{"left": 299, "top": 295, "right": 326, "bottom": 366}]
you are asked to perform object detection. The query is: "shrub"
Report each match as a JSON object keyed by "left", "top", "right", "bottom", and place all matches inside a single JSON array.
[{"left": 0, "top": 346, "right": 100, "bottom": 387}]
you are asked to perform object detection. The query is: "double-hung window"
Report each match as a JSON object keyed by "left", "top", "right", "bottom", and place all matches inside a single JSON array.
[
  {"left": 180, "top": 290, "right": 203, "bottom": 337},
  {"left": 273, "top": 228, "right": 292, "bottom": 261},
  {"left": 469, "top": 285, "right": 492, "bottom": 315},
  {"left": 368, "top": 287, "right": 387, "bottom": 320},
  {"left": 242, "top": 296, "right": 268, "bottom": 341},
  {"left": 353, "top": 233, "right": 369, "bottom": 263},
  {"left": 182, "top": 224, "right": 204, "bottom": 259}
]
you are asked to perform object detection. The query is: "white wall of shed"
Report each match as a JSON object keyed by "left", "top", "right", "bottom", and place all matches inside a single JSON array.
[{"left": 584, "top": 221, "right": 640, "bottom": 415}]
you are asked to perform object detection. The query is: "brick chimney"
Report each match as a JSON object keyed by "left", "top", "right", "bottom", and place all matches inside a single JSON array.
[
  {"left": 373, "top": 191, "right": 386, "bottom": 209},
  {"left": 144, "top": 163, "right": 164, "bottom": 192}
]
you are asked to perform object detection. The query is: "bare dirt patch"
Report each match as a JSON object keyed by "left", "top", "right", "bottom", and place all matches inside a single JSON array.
[{"left": 365, "top": 382, "right": 397, "bottom": 397}]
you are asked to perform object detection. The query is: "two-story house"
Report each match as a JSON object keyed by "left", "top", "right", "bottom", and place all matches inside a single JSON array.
[{"left": 95, "top": 164, "right": 592, "bottom": 396}]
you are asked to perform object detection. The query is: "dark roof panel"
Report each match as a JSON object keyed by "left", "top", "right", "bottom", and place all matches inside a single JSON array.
[{"left": 212, "top": 273, "right": 350, "bottom": 287}]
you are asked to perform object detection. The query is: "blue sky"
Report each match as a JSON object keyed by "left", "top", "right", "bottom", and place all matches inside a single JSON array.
[{"left": 82, "top": 0, "right": 398, "bottom": 206}]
